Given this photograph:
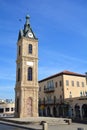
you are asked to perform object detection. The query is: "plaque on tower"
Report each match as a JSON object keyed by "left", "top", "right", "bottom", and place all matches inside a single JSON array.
[{"left": 26, "top": 61, "right": 33, "bottom": 66}]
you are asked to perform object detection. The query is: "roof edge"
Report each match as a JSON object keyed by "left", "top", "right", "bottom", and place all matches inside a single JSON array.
[{"left": 39, "top": 70, "right": 86, "bottom": 83}]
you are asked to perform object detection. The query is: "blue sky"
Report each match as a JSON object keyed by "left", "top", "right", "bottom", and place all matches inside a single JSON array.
[{"left": 0, "top": 0, "right": 87, "bottom": 100}]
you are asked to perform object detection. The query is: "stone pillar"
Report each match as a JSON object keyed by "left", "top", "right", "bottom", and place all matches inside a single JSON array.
[
  {"left": 73, "top": 106, "right": 76, "bottom": 118},
  {"left": 68, "top": 105, "right": 72, "bottom": 117},
  {"left": 50, "top": 106, "right": 53, "bottom": 116},
  {"left": 57, "top": 106, "right": 59, "bottom": 116},
  {"left": 80, "top": 105, "right": 83, "bottom": 120}
]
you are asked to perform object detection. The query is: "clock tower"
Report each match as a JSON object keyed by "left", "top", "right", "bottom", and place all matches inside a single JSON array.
[{"left": 15, "top": 15, "right": 38, "bottom": 118}]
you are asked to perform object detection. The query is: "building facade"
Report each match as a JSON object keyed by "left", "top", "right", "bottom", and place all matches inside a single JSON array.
[
  {"left": 39, "top": 70, "right": 87, "bottom": 119},
  {"left": 0, "top": 99, "right": 15, "bottom": 117},
  {"left": 15, "top": 15, "right": 39, "bottom": 118}
]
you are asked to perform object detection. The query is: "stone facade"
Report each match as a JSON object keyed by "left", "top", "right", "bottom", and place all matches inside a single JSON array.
[
  {"left": 15, "top": 16, "right": 38, "bottom": 118},
  {"left": 39, "top": 71, "right": 87, "bottom": 119}
]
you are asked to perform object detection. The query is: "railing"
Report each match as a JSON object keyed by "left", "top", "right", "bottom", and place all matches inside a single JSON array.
[
  {"left": 44, "top": 87, "right": 55, "bottom": 93},
  {"left": 45, "top": 99, "right": 54, "bottom": 104},
  {"left": 39, "top": 98, "right": 60, "bottom": 105}
]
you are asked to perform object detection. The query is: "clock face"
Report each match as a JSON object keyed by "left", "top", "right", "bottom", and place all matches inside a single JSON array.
[{"left": 28, "top": 32, "right": 33, "bottom": 38}]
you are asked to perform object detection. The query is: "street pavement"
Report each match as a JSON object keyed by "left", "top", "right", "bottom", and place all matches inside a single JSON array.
[
  {"left": 0, "top": 123, "right": 27, "bottom": 130},
  {"left": 0, "top": 121, "right": 87, "bottom": 130}
]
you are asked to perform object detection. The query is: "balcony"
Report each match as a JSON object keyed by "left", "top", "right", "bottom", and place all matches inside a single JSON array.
[
  {"left": 45, "top": 99, "right": 54, "bottom": 105},
  {"left": 44, "top": 87, "right": 55, "bottom": 93},
  {"left": 45, "top": 99, "right": 60, "bottom": 105},
  {"left": 39, "top": 98, "right": 61, "bottom": 105},
  {"left": 39, "top": 100, "right": 45, "bottom": 105}
]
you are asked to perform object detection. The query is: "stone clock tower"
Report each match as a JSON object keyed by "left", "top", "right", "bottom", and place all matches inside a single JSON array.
[{"left": 15, "top": 15, "right": 38, "bottom": 118}]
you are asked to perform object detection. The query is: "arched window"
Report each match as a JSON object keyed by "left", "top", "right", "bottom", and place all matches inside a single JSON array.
[
  {"left": 29, "top": 44, "right": 32, "bottom": 54},
  {"left": 18, "top": 68, "right": 20, "bottom": 81},
  {"left": 28, "top": 67, "right": 33, "bottom": 81}
]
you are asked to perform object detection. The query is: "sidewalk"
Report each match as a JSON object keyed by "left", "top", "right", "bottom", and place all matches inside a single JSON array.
[
  {"left": 0, "top": 117, "right": 87, "bottom": 130},
  {"left": 0, "top": 117, "right": 71, "bottom": 125},
  {"left": 0, "top": 120, "right": 87, "bottom": 130}
]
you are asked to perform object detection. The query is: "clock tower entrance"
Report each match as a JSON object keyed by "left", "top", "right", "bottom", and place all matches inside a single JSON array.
[{"left": 15, "top": 15, "right": 38, "bottom": 118}]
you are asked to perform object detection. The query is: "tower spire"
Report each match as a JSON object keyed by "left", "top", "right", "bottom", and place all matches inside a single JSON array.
[
  {"left": 24, "top": 15, "right": 30, "bottom": 33},
  {"left": 25, "top": 15, "right": 30, "bottom": 25},
  {"left": 18, "top": 15, "right": 37, "bottom": 41}
]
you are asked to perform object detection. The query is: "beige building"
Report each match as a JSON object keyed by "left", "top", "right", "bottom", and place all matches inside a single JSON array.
[
  {"left": 15, "top": 15, "right": 38, "bottom": 118},
  {"left": 39, "top": 70, "right": 87, "bottom": 119},
  {"left": 0, "top": 99, "right": 15, "bottom": 117}
]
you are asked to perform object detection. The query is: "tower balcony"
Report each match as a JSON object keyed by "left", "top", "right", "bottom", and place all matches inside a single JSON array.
[{"left": 44, "top": 87, "right": 55, "bottom": 93}]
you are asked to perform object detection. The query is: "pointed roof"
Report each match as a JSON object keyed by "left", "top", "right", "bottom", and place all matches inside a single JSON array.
[
  {"left": 39, "top": 70, "right": 86, "bottom": 83},
  {"left": 18, "top": 15, "right": 37, "bottom": 40},
  {"left": 23, "top": 15, "right": 30, "bottom": 33}
]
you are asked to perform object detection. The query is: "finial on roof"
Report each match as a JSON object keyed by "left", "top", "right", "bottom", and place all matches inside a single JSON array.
[{"left": 25, "top": 15, "right": 30, "bottom": 25}]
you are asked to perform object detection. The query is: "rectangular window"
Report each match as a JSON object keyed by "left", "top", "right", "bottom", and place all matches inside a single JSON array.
[
  {"left": 59, "top": 81, "right": 62, "bottom": 86},
  {"left": 77, "top": 81, "right": 80, "bottom": 87},
  {"left": 47, "top": 80, "right": 54, "bottom": 88},
  {"left": 0, "top": 108, "right": 4, "bottom": 113},
  {"left": 39, "top": 87, "right": 41, "bottom": 91},
  {"left": 11, "top": 108, "right": 14, "bottom": 111},
  {"left": 80, "top": 92, "right": 82, "bottom": 97},
  {"left": 66, "top": 80, "right": 69, "bottom": 86},
  {"left": 60, "top": 95, "right": 62, "bottom": 99},
  {"left": 5, "top": 108, "right": 9, "bottom": 112},
  {"left": 72, "top": 81, "right": 74, "bottom": 86},
  {"left": 82, "top": 82, "right": 84, "bottom": 87},
  {"left": 55, "top": 82, "right": 57, "bottom": 88}
]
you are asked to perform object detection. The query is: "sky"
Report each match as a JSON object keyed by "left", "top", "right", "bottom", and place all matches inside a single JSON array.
[{"left": 0, "top": 0, "right": 87, "bottom": 100}]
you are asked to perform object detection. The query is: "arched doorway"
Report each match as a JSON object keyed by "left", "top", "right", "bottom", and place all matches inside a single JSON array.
[
  {"left": 47, "top": 106, "right": 51, "bottom": 116},
  {"left": 74, "top": 104, "right": 80, "bottom": 118},
  {"left": 59, "top": 104, "right": 63, "bottom": 117},
  {"left": 82, "top": 104, "right": 87, "bottom": 118},
  {"left": 26, "top": 97, "right": 32, "bottom": 116},
  {"left": 53, "top": 106, "right": 57, "bottom": 117},
  {"left": 63, "top": 104, "right": 69, "bottom": 117}
]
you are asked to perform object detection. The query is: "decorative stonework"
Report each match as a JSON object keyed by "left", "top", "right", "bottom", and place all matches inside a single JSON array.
[
  {"left": 26, "top": 97, "right": 32, "bottom": 116},
  {"left": 15, "top": 16, "right": 38, "bottom": 118}
]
